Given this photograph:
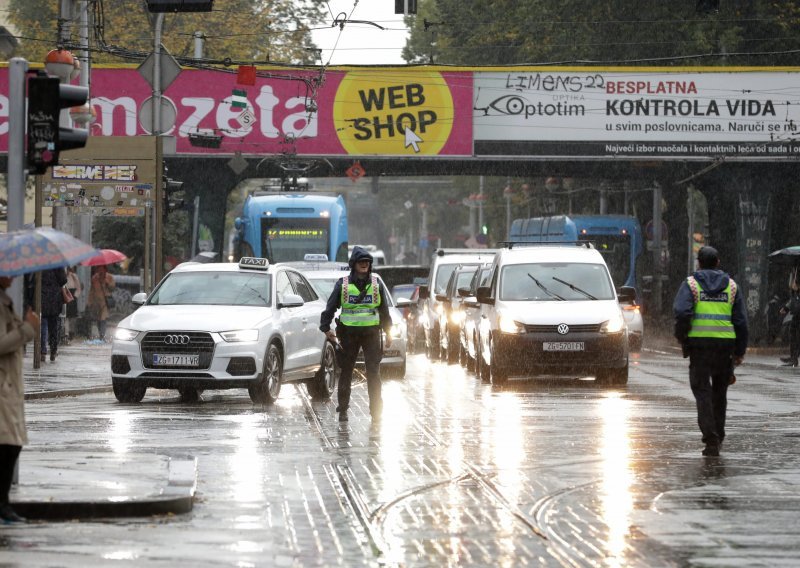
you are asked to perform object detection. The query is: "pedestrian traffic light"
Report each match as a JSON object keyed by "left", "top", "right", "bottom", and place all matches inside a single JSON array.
[{"left": 27, "top": 73, "right": 89, "bottom": 175}]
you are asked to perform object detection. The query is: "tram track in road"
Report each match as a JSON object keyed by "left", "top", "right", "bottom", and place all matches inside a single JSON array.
[{"left": 296, "top": 381, "right": 617, "bottom": 566}]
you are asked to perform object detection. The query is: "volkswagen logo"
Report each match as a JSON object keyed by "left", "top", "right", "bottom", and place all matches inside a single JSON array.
[
  {"left": 557, "top": 323, "right": 569, "bottom": 335},
  {"left": 164, "top": 334, "right": 190, "bottom": 345}
]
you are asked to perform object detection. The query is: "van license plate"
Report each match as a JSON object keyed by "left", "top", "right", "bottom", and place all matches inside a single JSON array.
[
  {"left": 153, "top": 354, "right": 199, "bottom": 366},
  {"left": 543, "top": 342, "right": 585, "bottom": 352}
]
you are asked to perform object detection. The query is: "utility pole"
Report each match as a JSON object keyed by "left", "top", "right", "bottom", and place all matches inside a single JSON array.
[
  {"left": 7, "top": 58, "right": 28, "bottom": 315},
  {"left": 193, "top": 31, "right": 205, "bottom": 59}
]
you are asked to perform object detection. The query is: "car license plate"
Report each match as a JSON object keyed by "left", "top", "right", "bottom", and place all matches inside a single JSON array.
[
  {"left": 543, "top": 342, "right": 585, "bottom": 352},
  {"left": 153, "top": 354, "right": 199, "bottom": 366}
]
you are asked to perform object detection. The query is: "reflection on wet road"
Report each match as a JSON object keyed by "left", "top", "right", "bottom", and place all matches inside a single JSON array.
[{"left": 5, "top": 349, "right": 800, "bottom": 566}]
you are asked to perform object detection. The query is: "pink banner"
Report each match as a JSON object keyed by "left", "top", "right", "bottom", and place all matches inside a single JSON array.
[{"left": 0, "top": 67, "right": 473, "bottom": 156}]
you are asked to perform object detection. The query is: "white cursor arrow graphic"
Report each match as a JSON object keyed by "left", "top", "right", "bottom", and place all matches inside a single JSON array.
[{"left": 403, "top": 127, "right": 423, "bottom": 153}]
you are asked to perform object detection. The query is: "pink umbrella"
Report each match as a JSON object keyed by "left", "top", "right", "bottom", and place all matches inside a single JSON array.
[{"left": 80, "top": 248, "right": 127, "bottom": 266}]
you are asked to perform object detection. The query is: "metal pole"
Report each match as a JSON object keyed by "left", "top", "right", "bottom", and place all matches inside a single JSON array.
[
  {"left": 33, "top": 176, "right": 42, "bottom": 370},
  {"left": 687, "top": 185, "right": 695, "bottom": 275},
  {"left": 154, "top": 136, "right": 164, "bottom": 284},
  {"left": 193, "top": 31, "right": 205, "bottom": 60},
  {"left": 152, "top": 13, "right": 164, "bottom": 135},
  {"left": 652, "top": 181, "right": 663, "bottom": 314},
  {"left": 478, "top": 176, "right": 484, "bottom": 231},
  {"left": 77, "top": 0, "right": 93, "bottom": 314},
  {"left": 7, "top": 57, "right": 28, "bottom": 316},
  {"left": 191, "top": 195, "right": 200, "bottom": 257}
]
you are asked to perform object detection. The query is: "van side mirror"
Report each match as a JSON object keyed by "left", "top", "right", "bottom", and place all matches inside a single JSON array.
[
  {"left": 435, "top": 293, "right": 448, "bottom": 302},
  {"left": 476, "top": 286, "right": 494, "bottom": 305},
  {"left": 418, "top": 285, "right": 429, "bottom": 300},
  {"left": 617, "top": 286, "right": 636, "bottom": 304},
  {"left": 457, "top": 287, "right": 470, "bottom": 297}
]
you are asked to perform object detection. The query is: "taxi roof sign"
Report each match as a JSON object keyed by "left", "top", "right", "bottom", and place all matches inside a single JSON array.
[
  {"left": 239, "top": 257, "right": 269, "bottom": 270},
  {"left": 304, "top": 253, "right": 329, "bottom": 262}
]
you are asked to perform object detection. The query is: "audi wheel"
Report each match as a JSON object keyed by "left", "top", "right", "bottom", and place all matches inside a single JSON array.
[
  {"left": 249, "top": 343, "right": 282, "bottom": 404},
  {"left": 307, "top": 342, "right": 337, "bottom": 400},
  {"left": 113, "top": 378, "right": 146, "bottom": 403}
]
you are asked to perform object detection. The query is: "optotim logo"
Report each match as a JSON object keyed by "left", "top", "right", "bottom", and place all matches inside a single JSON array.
[{"left": 333, "top": 71, "right": 454, "bottom": 155}]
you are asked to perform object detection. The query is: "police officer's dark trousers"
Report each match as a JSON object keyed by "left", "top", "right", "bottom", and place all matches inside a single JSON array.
[
  {"left": 689, "top": 347, "right": 732, "bottom": 447},
  {"left": 336, "top": 325, "right": 383, "bottom": 417}
]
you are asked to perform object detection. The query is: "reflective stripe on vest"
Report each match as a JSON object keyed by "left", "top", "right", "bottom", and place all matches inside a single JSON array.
[
  {"left": 340, "top": 275, "right": 381, "bottom": 327},
  {"left": 686, "top": 276, "right": 736, "bottom": 339}
]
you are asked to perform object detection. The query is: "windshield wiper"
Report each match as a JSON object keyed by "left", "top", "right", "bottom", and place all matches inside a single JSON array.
[
  {"left": 551, "top": 276, "right": 597, "bottom": 300},
  {"left": 528, "top": 273, "right": 564, "bottom": 300}
]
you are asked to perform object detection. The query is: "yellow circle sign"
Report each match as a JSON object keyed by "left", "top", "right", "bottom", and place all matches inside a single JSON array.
[{"left": 333, "top": 71, "right": 454, "bottom": 155}]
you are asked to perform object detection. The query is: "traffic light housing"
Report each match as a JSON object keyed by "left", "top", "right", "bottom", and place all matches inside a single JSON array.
[
  {"left": 395, "top": 0, "right": 417, "bottom": 14},
  {"left": 27, "top": 73, "right": 89, "bottom": 175},
  {"left": 163, "top": 175, "right": 185, "bottom": 218}
]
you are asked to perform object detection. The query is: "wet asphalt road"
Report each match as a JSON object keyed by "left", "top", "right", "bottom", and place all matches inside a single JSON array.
[{"left": 3, "top": 347, "right": 800, "bottom": 567}]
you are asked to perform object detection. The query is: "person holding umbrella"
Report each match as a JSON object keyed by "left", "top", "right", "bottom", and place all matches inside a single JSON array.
[
  {"left": 779, "top": 269, "right": 800, "bottom": 366},
  {"left": 87, "top": 265, "right": 115, "bottom": 342},
  {"left": 0, "top": 274, "right": 40, "bottom": 523},
  {"left": 0, "top": 226, "right": 96, "bottom": 523}
]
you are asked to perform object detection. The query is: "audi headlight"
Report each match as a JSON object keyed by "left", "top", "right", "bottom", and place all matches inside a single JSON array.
[
  {"left": 390, "top": 321, "right": 406, "bottom": 338},
  {"left": 498, "top": 314, "right": 524, "bottom": 334},
  {"left": 600, "top": 311, "right": 625, "bottom": 334},
  {"left": 114, "top": 328, "right": 139, "bottom": 342},
  {"left": 435, "top": 303, "right": 444, "bottom": 316},
  {"left": 220, "top": 329, "right": 259, "bottom": 342}
]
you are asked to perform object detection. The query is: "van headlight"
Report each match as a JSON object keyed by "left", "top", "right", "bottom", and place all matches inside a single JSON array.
[
  {"left": 450, "top": 309, "right": 466, "bottom": 325},
  {"left": 114, "top": 328, "right": 139, "bottom": 342},
  {"left": 220, "top": 329, "right": 259, "bottom": 342},
  {"left": 498, "top": 313, "right": 524, "bottom": 334},
  {"left": 600, "top": 312, "right": 625, "bottom": 334}
]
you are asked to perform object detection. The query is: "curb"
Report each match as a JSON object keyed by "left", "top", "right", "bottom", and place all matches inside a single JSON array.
[
  {"left": 25, "top": 386, "right": 113, "bottom": 400},
  {"left": 12, "top": 456, "right": 198, "bottom": 521}
]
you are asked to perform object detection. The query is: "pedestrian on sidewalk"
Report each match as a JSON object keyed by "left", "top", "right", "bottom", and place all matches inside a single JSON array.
[
  {"left": 40, "top": 268, "right": 67, "bottom": 361},
  {"left": 87, "top": 265, "right": 115, "bottom": 342},
  {"left": 779, "top": 269, "right": 800, "bottom": 366},
  {"left": 319, "top": 246, "right": 392, "bottom": 423},
  {"left": 0, "top": 273, "right": 40, "bottom": 524},
  {"left": 673, "top": 246, "right": 748, "bottom": 457},
  {"left": 64, "top": 266, "right": 82, "bottom": 343}
]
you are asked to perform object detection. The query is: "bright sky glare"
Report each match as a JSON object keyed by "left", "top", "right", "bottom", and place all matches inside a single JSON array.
[{"left": 311, "top": 0, "right": 410, "bottom": 65}]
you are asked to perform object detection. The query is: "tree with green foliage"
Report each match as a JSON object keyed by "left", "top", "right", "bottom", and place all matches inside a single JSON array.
[
  {"left": 404, "top": 0, "right": 800, "bottom": 66},
  {"left": 9, "top": 0, "right": 326, "bottom": 65}
]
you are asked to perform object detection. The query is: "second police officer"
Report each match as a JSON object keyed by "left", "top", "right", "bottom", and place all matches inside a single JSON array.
[{"left": 320, "top": 246, "right": 392, "bottom": 423}]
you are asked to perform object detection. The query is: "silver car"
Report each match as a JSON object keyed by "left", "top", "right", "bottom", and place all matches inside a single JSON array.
[{"left": 111, "top": 258, "right": 336, "bottom": 404}]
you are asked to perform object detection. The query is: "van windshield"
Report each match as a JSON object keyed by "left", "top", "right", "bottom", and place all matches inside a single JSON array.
[{"left": 500, "top": 263, "right": 614, "bottom": 301}]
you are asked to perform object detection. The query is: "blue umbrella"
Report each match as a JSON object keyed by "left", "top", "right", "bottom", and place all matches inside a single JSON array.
[{"left": 0, "top": 227, "right": 99, "bottom": 276}]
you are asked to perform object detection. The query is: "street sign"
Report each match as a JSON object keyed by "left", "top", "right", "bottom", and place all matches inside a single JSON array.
[
  {"left": 139, "top": 96, "right": 178, "bottom": 134},
  {"left": 236, "top": 108, "right": 256, "bottom": 128},
  {"left": 137, "top": 47, "right": 182, "bottom": 91}
]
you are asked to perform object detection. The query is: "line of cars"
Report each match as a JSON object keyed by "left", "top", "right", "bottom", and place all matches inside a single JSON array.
[
  {"left": 110, "top": 256, "right": 410, "bottom": 404},
  {"left": 416, "top": 243, "right": 643, "bottom": 386}
]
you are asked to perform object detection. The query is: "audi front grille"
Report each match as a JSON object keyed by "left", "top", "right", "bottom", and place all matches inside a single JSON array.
[{"left": 141, "top": 331, "right": 215, "bottom": 369}]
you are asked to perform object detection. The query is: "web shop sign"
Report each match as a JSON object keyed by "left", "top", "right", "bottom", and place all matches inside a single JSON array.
[{"left": 473, "top": 69, "right": 800, "bottom": 160}]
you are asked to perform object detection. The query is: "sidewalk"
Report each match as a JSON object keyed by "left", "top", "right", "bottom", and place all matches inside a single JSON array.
[{"left": 10, "top": 339, "right": 197, "bottom": 521}]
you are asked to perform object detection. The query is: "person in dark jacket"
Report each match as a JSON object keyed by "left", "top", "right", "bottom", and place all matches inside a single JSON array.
[
  {"left": 673, "top": 246, "right": 748, "bottom": 457},
  {"left": 40, "top": 268, "right": 68, "bottom": 362},
  {"left": 320, "top": 246, "right": 392, "bottom": 422},
  {"left": 779, "top": 273, "right": 800, "bottom": 366}
]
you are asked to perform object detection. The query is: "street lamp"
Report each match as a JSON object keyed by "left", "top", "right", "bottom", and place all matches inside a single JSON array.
[{"left": 44, "top": 49, "right": 76, "bottom": 82}]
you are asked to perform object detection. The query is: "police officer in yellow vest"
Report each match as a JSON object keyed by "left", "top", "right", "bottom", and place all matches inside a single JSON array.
[
  {"left": 320, "top": 246, "right": 392, "bottom": 422},
  {"left": 673, "top": 246, "right": 748, "bottom": 457}
]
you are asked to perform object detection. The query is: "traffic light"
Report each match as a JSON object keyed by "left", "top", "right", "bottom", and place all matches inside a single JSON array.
[
  {"left": 163, "top": 174, "right": 185, "bottom": 218},
  {"left": 27, "top": 73, "right": 89, "bottom": 175},
  {"left": 394, "top": 0, "right": 417, "bottom": 14}
]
